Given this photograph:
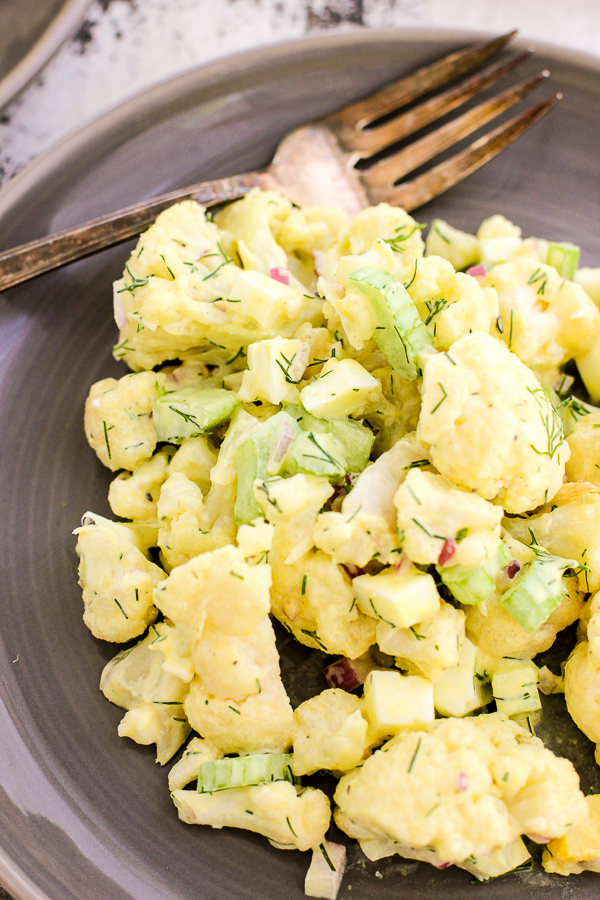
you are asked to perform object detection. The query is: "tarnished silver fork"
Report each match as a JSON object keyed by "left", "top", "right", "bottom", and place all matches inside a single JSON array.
[{"left": 0, "top": 31, "right": 559, "bottom": 292}]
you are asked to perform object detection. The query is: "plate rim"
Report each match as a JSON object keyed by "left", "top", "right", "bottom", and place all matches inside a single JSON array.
[
  {"left": 0, "top": 23, "right": 600, "bottom": 900},
  {"left": 0, "top": 0, "right": 92, "bottom": 112}
]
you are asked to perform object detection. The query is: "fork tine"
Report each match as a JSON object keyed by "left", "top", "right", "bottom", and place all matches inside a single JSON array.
[
  {"left": 350, "top": 50, "right": 533, "bottom": 158},
  {"left": 371, "top": 94, "right": 561, "bottom": 211},
  {"left": 326, "top": 30, "right": 518, "bottom": 135},
  {"left": 362, "top": 71, "right": 550, "bottom": 188}
]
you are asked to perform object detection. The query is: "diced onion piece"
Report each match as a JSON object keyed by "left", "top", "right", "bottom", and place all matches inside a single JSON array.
[
  {"left": 505, "top": 560, "right": 521, "bottom": 580},
  {"left": 113, "top": 291, "right": 127, "bottom": 329},
  {"left": 438, "top": 537, "right": 456, "bottom": 567},
  {"left": 323, "top": 650, "right": 379, "bottom": 691},
  {"left": 269, "top": 266, "right": 290, "bottom": 285},
  {"left": 466, "top": 264, "right": 486, "bottom": 277},
  {"left": 305, "top": 841, "right": 346, "bottom": 900}
]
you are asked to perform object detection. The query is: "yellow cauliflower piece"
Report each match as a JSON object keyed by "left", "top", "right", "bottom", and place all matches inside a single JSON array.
[
  {"left": 564, "top": 593, "right": 600, "bottom": 763},
  {"left": 505, "top": 482, "right": 600, "bottom": 592},
  {"left": 417, "top": 332, "right": 569, "bottom": 513},
  {"left": 75, "top": 515, "right": 165, "bottom": 642},
  {"left": 292, "top": 689, "right": 371, "bottom": 776},
  {"left": 214, "top": 188, "right": 291, "bottom": 274},
  {"left": 376, "top": 602, "right": 465, "bottom": 679},
  {"left": 334, "top": 714, "right": 587, "bottom": 865},
  {"left": 168, "top": 736, "right": 221, "bottom": 791},
  {"left": 336, "top": 204, "right": 424, "bottom": 262},
  {"left": 108, "top": 448, "right": 171, "bottom": 520},
  {"left": 566, "top": 412, "right": 600, "bottom": 487},
  {"left": 485, "top": 257, "right": 600, "bottom": 381},
  {"left": 406, "top": 255, "right": 497, "bottom": 352},
  {"left": 172, "top": 780, "right": 330, "bottom": 852},
  {"left": 167, "top": 435, "right": 218, "bottom": 494},
  {"left": 463, "top": 574, "right": 581, "bottom": 659},
  {"left": 543, "top": 795, "right": 600, "bottom": 875},
  {"left": 84, "top": 371, "right": 166, "bottom": 471},
  {"left": 100, "top": 622, "right": 190, "bottom": 764},
  {"left": 395, "top": 469, "right": 502, "bottom": 567},
  {"left": 184, "top": 674, "right": 293, "bottom": 754},
  {"left": 156, "top": 472, "right": 206, "bottom": 569}
]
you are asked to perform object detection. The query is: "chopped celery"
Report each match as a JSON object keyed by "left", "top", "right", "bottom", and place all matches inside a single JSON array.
[
  {"left": 438, "top": 542, "right": 511, "bottom": 605},
  {"left": 346, "top": 266, "right": 433, "bottom": 381},
  {"left": 153, "top": 387, "right": 239, "bottom": 443},
  {"left": 500, "top": 545, "right": 576, "bottom": 632},
  {"left": 234, "top": 411, "right": 300, "bottom": 524},
  {"left": 546, "top": 242, "right": 580, "bottom": 280},
  {"left": 284, "top": 403, "right": 373, "bottom": 472},
  {"left": 196, "top": 752, "right": 295, "bottom": 793},
  {"left": 287, "top": 432, "right": 347, "bottom": 481}
]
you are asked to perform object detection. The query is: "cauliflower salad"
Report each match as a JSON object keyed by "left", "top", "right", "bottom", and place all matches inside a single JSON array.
[{"left": 75, "top": 188, "right": 600, "bottom": 897}]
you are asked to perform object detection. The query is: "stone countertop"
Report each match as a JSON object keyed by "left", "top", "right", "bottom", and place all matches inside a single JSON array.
[
  {"left": 1, "top": 0, "right": 600, "bottom": 186},
  {"left": 0, "top": 1, "right": 599, "bottom": 899}
]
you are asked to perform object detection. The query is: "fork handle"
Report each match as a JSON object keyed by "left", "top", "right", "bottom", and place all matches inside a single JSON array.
[{"left": 0, "top": 170, "right": 275, "bottom": 291}]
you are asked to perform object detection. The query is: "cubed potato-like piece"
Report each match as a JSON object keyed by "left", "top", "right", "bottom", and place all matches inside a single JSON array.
[
  {"left": 353, "top": 565, "right": 440, "bottom": 629},
  {"left": 363, "top": 670, "right": 434, "bottom": 741}
]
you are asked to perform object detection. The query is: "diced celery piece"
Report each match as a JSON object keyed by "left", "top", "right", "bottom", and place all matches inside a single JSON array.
[
  {"left": 438, "top": 542, "right": 511, "bottom": 605},
  {"left": 492, "top": 664, "right": 541, "bottom": 717},
  {"left": 196, "top": 752, "right": 295, "bottom": 793},
  {"left": 287, "top": 432, "right": 347, "bottom": 481},
  {"left": 546, "top": 241, "right": 580, "bottom": 280},
  {"left": 153, "top": 387, "right": 239, "bottom": 443},
  {"left": 234, "top": 411, "right": 300, "bottom": 524},
  {"left": 500, "top": 549, "right": 575, "bottom": 632},
  {"left": 284, "top": 404, "right": 374, "bottom": 472},
  {"left": 345, "top": 266, "right": 433, "bottom": 381}
]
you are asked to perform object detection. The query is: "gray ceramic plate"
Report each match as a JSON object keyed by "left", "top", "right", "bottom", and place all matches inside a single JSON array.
[
  {"left": 0, "top": 0, "right": 91, "bottom": 110},
  {"left": 1, "top": 27, "right": 600, "bottom": 900}
]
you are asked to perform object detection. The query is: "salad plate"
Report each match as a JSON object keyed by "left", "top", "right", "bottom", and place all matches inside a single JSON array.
[
  {"left": 0, "top": 0, "right": 91, "bottom": 111},
  {"left": 0, "top": 27, "right": 600, "bottom": 900}
]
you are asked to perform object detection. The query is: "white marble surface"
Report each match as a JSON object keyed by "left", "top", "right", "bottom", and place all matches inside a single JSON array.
[{"left": 1, "top": 0, "right": 600, "bottom": 187}]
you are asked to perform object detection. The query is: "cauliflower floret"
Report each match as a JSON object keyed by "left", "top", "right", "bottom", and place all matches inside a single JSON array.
[
  {"left": 75, "top": 515, "right": 165, "bottom": 642},
  {"left": 336, "top": 204, "right": 424, "bottom": 262},
  {"left": 100, "top": 622, "right": 191, "bottom": 764},
  {"left": 564, "top": 593, "right": 600, "bottom": 763},
  {"left": 463, "top": 573, "right": 581, "bottom": 659},
  {"left": 543, "top": 795, "right": 600, "bottom": 875},
  {"left": 405, "top": 255, "right": 497, "bottom": 351},
  {"left": 417, "top": 332, "right": 569, "bottom": 513},
  {"left": 172, "top": 780, "right": 330, "bottom": 852},
  {"left": 108, "top": 448, "right": 172, "bottom": 520},
  {"left": 84, "top": 371, "right": 167, "bottom": 471},
  {"left": 214, "top": 188, "right": 291, "bottom": 274},
  {"left": 485, "top": 257, "right": 600, "bottom": 381},
  {"left": 395, "top": 469, "right": 502, "bottom": 567},
  {"left": 168, "top": 736, "right": 221, "bottom": 791},
  {"left": 504, "top": 482, "right": 600, "bottom": 592},
  {"left": 156, "top": 472, "right": 206, "bottom": 569},
  {"left": 167, "top": 435, "right": 218, "bottom": 494},
  {"left": 184, "top": 675, "right": 293, "bottom": 754},
  {"left": 425, "top": 219, "right": 480, "bottom": 271},
  {"left": 376, "top": 602, "right": 465, "bottom": 678},
  {"left": 314, "top": 435, "right": 430, "bottom": 567},
  {"left": 292, "top": 689, "right": 371, "bottom": 776},
  {"left": 334, "top": 714, "right": 587, "bottom": 865},
  {"left": 155, "top": 542, "right": 293, "bottom": 754},
  {"left": 566, "top": 412, "right": 600, "bottom": 487}
]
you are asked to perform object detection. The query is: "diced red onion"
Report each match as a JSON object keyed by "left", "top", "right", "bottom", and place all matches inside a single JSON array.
[
  {"left": 269, "top": 266, "right": 290, "bottom": 285},
  {"left": 312, "top": 250, "right": 326, "bottom": 277},
  {"left": 324, "top": 651, "right": 379, "bottom": 692},
  {"left": 466, "top": 264, "right": 486, "bottom": 277},
  {"left": 113, "top": 292, "right": 127, "bottom": 329},
  {"left": 456, "top": 771, "right": 469, "bottom": 792},
  {"left": 394, "top": 555, "right": 411, "bottom": 576},
  {"left": 525, "top": 833, "right": 553, "bottom": 844},
  {"left": 270, "top": 421, "right": 296, "bottom": 466},
  {"left": 436, "top": 862, "right": 454, "bottom": 870},
  {"left": 506, "top": 560, "right": 521, "bottom": 580},
  {"left": 438, "top": 538, "right": 457, "bottom": 567}
]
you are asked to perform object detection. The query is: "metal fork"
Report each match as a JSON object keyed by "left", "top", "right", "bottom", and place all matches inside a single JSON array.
[{"left": 0, "top": 31, "right": 559, "bottom": 292}]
